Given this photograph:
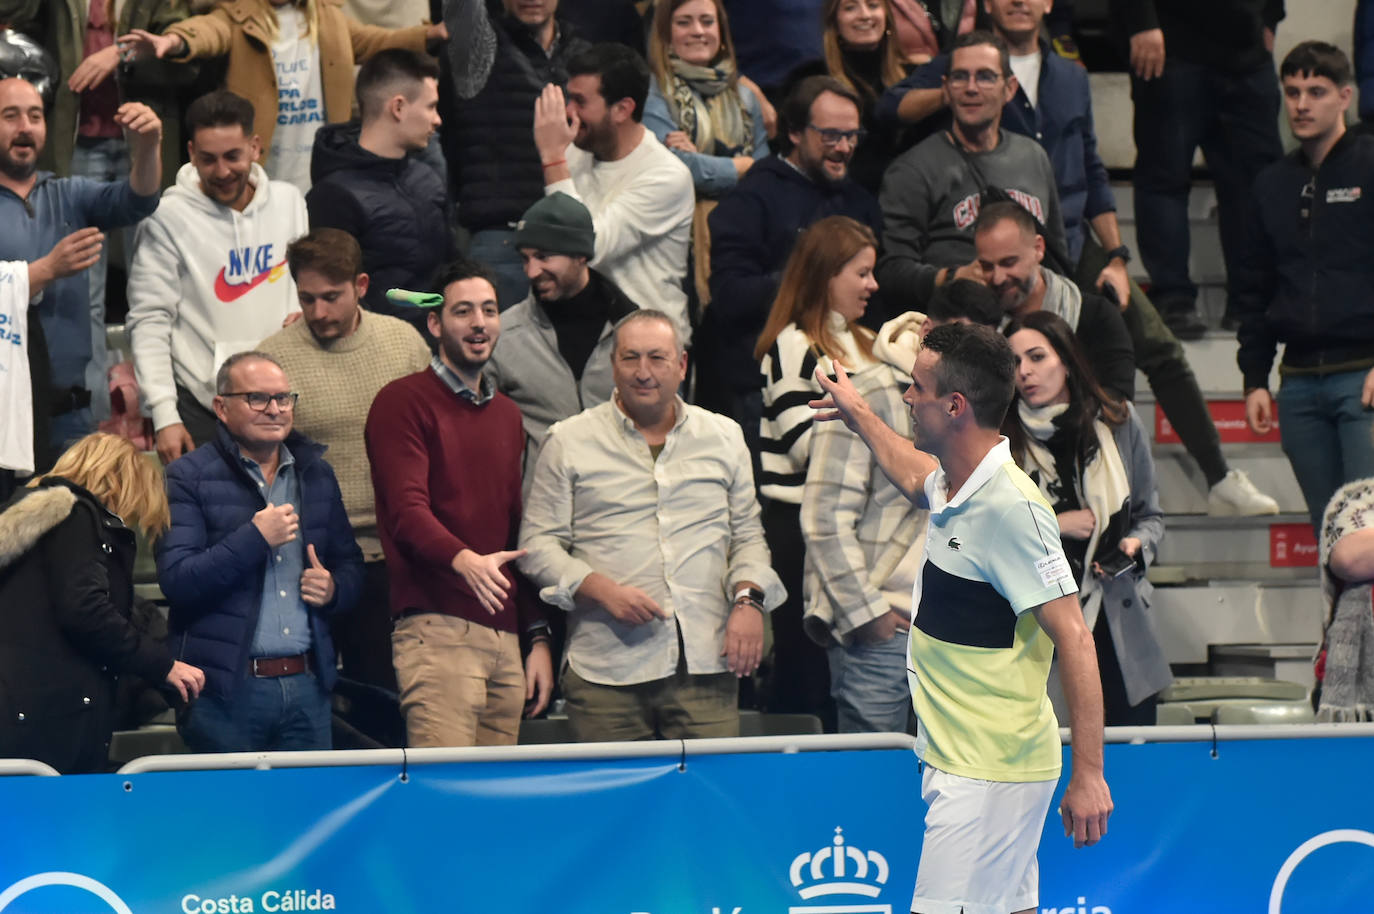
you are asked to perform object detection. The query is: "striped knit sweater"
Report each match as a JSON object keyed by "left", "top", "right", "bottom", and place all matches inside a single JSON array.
[{"left": 758, "top": 314, "right": 875, "bottom": 504}]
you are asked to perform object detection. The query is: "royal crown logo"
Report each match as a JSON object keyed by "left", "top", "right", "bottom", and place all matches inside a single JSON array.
[{"left": 787, "top": 827, "right": 892, "bottom": 914}]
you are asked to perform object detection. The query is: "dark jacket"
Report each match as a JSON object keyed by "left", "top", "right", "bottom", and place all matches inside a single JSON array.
[
  {"left": 785, "top": 52, "right": 914, "bottom": 197},
  {"left": 702, "top": 154, "right": 882, "bottom": 399},
  {"left": 158, "top": 424, "right": 364, "bottom": 700},
  {"left": 1359, "top": 0, "right": 1374, "bottom": 122},
  {"left": 307, "top": 121, "right": 453, "bottom": 333},
  {"left": 1234, "top": 131, "right": 1374, "bottom": 390},
  {"left": 877, "top": 39, "right": 1113, "bottom": 264},
  {"left": 1109, "top": 0, "right": 1284, "bottom": 73},
  {"left": 442, "top": 7, "right": 589, "bottom": 232},
  {"left": 0, "top": 479, "right": 173, "bottom": 773}
]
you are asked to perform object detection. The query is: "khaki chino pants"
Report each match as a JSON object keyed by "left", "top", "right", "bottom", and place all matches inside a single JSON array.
[{"left": 391, "top": 614, "right": 524, "bottom": 747}]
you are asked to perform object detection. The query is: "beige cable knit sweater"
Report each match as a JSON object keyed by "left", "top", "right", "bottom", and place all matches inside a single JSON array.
[{"left": 257, "top": 311, "right": 431, "bottom": 560}]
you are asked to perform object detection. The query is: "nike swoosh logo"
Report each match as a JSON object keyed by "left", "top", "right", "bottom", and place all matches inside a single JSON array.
[{"left": 215, "top": 262, "right": 287, "bottom": 302}]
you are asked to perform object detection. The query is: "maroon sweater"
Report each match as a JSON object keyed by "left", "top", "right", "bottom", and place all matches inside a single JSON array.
[{"left": 365, "top": 368, "right": 536, "bottom": 632}]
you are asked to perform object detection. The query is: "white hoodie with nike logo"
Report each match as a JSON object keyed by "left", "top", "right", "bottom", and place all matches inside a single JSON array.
[{"left": 127, "top": 162, "right": 307, "bottom": 432}]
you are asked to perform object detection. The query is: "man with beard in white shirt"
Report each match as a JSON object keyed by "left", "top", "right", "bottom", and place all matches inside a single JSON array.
[{"left": 532, "top": 43, "right": 694, "bottom": 342}]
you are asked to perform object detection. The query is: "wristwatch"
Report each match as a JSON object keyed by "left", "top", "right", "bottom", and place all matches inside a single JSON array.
[
  {"left": 1106, "top": 245, "right": 1131, "bottom": 264},
  {"left": 733, "top": 585, "right": 766, "bottom": 611}
]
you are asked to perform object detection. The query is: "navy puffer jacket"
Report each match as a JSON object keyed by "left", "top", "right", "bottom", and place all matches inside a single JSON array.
[
  {"left": 307, "top": 121, "right": 453, "bottom": 334},
  {"left": 158, "top": 424, "right": 364, "bottom": 700}
]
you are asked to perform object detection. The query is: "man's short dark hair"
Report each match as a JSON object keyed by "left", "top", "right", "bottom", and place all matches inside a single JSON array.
[
  {"left": 921, "top": 323, "right": 1015, "bottom": 429},
  {"left": 973, "top": 199, "right": 1039, "bottom": 241},
  {"left": 926, "top": 279, "right": 1002, "bottom": 328},
  {"left": 356, "top": 48, "right": 440, "bottom": 120},
  {"left": 780, "top": 75, "right": 862, "bottom": 149},
  {"left": 567, "top": 43, "right": 651, "bottom": 123},
  {"left": 185, "top": 89, "right": 255, "bottom": 139},
  {"left": 947, "top": 30, "right": 1012, "bottom": 79},
  {"left": 286, "top": 228, "right": 364, "bottom": 284},
  {"left": 1280, "top": 41, "right": 1353, "bottom": 86},
  {"left": 434, "top": 258, "right": 499, "bottom": 298}
]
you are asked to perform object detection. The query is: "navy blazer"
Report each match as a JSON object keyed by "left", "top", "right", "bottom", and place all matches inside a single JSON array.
[{"left": 158, "top": 423, "right": 364, "bottom": 699}]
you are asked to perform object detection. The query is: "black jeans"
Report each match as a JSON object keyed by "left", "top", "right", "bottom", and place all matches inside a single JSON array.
[
  {"left": 1076, "top": 238, "right": 1228, "bottom": 486},
  {"left": 1131, "top": 58, "right": 1282, "bottom": 312}
]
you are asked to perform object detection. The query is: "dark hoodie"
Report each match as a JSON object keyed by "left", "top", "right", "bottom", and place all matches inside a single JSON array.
[
  {"left": 306, "top": 121, "right": 454, "bottom": 334},
  {"left": 700, "top": 154, "right": 882, "bottom": 401}
]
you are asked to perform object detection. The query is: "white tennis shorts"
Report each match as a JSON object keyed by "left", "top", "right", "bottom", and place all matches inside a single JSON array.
[{"left": 910, "top": 764, "right": 1059, "bottom": 914}]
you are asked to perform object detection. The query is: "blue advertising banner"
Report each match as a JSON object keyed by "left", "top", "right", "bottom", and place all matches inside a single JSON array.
[{"left": 0, "top": 734, "right": 1372, "bottom": 913}]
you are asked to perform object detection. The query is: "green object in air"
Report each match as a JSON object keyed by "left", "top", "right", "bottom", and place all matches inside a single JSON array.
[{"left": 386, "top": 288, "right": 444, "bottom": 308}]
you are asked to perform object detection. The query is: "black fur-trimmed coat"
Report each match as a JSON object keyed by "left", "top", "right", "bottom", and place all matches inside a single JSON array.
[{"left": 0, "top": 479, "right": 173, "bottom": 773}]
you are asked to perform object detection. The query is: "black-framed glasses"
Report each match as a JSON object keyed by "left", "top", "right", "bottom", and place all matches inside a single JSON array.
[
  {"left": 221, "top": 391, "right": 299, "bottom": 411},
  {"left": 806, "top": 124, "right": 867, "bottom": 147},
  {"left": 948, "top": 69, "right": 1003, "bottom": 89}
]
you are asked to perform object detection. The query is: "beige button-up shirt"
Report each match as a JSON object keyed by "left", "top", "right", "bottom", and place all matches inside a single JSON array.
[{"left": 519, "top": 397, "right": 785, "bottom": 686}]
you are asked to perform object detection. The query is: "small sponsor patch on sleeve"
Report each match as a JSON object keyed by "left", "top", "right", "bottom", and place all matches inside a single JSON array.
[{"left": 1035, "top": 553, "right": 1073, "bottom": 588}]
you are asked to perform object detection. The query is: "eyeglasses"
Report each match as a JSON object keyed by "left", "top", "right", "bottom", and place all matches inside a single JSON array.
[
  {"left": 221, "top": 391, "right": 299, "bottom": 411},
  {"left": 947, "top": 69, "right": 1004, "bottom": 89},
  {"left": 806, "top": 124, "right": 867, "bottom": 147}
]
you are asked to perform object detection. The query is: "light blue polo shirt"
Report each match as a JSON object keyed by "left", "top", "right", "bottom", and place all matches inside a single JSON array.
[{"left": 908, "top": 438, "right": 1077, "bottom": 782}]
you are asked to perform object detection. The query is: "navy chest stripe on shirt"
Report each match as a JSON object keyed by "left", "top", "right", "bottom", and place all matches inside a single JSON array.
[{"left": 915, "top": 559, "right": 1019, "bottom": 649}]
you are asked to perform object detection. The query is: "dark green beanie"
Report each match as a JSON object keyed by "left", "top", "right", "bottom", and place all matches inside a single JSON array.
[{"left": 512, "top": 191, "right": 596, "bottom": 259}]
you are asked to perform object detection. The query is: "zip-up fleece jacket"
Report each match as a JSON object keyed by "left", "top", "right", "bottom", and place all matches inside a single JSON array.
[
  {"left": 1234, "top": 131, "right": 1374, "bottom": 391},
  {"left": 127, "top": 162, "right": 307, "bottom": 432}
]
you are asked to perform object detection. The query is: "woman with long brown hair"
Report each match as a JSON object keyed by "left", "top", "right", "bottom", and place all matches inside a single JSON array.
[
  {"left": 754, "top": 215, "right": 918, "bottom": 726},
  {"left": 643, "top": 0, "right": 771, "bottom": 196},
  {"left": 1003, "top": 311, "right": 1171, "bottom": 726},
  {"left": 0, "top": 434, "right": 204, "bottom": 772}
]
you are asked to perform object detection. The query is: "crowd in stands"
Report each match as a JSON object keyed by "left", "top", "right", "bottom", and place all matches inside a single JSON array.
[{"left": 2, "top": 0, "right": 1373, "bottom": 774}]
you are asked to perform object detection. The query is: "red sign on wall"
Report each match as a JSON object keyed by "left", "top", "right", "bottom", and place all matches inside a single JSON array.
[
  {"left": 1155, "top": 401, "right": 1282, "bottom": 445},
  {"left": 1270, "top": 523, "right": 1318, "bottom": 567}
]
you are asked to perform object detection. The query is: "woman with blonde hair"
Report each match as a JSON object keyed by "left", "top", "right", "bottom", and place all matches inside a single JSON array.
[
  {"left": 754, "top": 215, "right": 920, "bottom": 725},
  {"left": 120, "top": 0, "right": 444, "bottom": 191},
  {"left": 0, "top": 434, "right": 204, "bottom": 773},
  {"left": 643, "top": 0, "right": 771, "bottom": 195}
]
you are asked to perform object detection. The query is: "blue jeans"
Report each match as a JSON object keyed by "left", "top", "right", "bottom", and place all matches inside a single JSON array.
[
  {"left": 179, "top": 673, "right": 332, "bottom": 753},
  {"left": 828, "top": 630, "right": 912, "bottom": 734},
  {"left": 70, "top": 136, "right": 134, "bottom": 425},
  {"left": 1131, "top": 59, "right": 1282, "bottom": 311},
  {"left": 1277, "top": 370, "right": 1374, "bottom": 530},
  {"left": 466, "top": 229, "right": 531, "bottom": 310}
]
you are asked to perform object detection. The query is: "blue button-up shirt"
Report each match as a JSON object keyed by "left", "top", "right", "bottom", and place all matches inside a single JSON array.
[
  {"left": 242, "top": 445, "right": 313, "bottom": 657},
  {"left": 0, "top": 173, "right": 158, "bottom": 391}
]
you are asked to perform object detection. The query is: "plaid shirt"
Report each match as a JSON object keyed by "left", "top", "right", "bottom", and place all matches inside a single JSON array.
[{"left": 800, "top": 363, "right": 928, "bottom": 646}]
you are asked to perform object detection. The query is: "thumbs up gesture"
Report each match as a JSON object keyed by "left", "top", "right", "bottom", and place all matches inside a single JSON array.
[{"left": 300, "top": 543, "right": 335, "bottom": 607}]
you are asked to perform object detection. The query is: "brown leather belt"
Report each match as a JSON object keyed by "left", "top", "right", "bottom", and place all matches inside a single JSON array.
[{"left": 251, "top": 653, "right": 309, "bottom": 678}]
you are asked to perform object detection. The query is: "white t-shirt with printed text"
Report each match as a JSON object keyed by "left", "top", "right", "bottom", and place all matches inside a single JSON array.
[{"left": 268, "top": 6, "right": 325, "bottom": 193}]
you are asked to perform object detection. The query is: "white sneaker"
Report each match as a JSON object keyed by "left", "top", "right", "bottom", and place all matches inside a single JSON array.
[{"left": 1207, "top": 469, "right": 1279, "bottom": 516}]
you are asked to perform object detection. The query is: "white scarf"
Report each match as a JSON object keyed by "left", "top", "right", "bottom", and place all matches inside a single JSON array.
[{"left": 1017, "top": 400, "right": 1130, "bottom": 629}]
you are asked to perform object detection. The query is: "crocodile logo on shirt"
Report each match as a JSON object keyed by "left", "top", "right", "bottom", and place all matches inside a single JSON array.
[{"left": 947, "top": 537, "right": 961, "bottom": 551}]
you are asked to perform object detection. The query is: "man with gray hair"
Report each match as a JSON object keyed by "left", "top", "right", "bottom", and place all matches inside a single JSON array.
[
  {"left": 158, "top": 350, "right": 364, "bottom": 753},
  {"left": 519, "top": 310, "right": 785, "bottom": 741}
]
